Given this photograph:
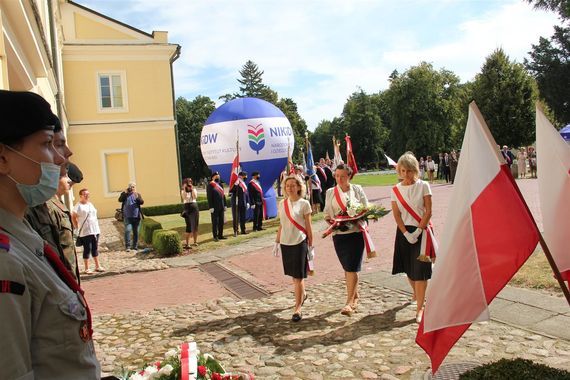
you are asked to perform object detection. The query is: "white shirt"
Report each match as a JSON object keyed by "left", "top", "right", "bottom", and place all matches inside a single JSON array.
[
  {"left": 181, "top": 189, "right": 198, "bottom": 203},
  {"left": 323, "top": 184, "right": 369, "bottom": 235},
  {"left": 73, "top": 202, "right": 100, "bottom": 237},
  {"left": 391, "top": 180, "right": 432, "bottom": 226},
  {"left": 278, "top": 198, "right": 312, "bottom": 245}
]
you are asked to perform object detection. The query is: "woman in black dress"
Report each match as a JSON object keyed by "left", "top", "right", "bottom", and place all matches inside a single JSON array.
[{"left": 180, "top": 178, "right": 199, "bottom": 248}]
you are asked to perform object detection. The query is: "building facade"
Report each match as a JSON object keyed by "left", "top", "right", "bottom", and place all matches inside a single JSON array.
[{"left": 0, "top": 0, "right": 181, "bottom": 217}]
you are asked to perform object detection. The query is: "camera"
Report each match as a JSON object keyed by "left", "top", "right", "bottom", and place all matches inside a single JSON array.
[{"left": 127, "top": 186, "right": 133, "bottom": 193}]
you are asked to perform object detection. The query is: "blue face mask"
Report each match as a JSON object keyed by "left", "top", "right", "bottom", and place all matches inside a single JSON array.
[{"left": 6, "top": 147, "right": 61, "bottom": 207}]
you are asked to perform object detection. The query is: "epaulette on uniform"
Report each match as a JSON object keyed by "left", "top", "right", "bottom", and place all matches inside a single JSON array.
[{"left": 0, "top": 228, "right": 10, "bottom": 252}]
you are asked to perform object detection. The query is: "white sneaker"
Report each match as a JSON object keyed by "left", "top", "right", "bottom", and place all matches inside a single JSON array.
[
  {"left": 95, "top": 267, "right": 106, "bottom": 272},
  {"left": 83, "top": 269, "right": 93, "bottom": 274}
]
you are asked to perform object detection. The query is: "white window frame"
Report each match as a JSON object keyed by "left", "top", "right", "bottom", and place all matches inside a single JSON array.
[
  {"left": 101, "top": 148, "right": 136, "bottom": 197},
  {"left": 96, "top": 71, "right": 129, "bottom": 113}
]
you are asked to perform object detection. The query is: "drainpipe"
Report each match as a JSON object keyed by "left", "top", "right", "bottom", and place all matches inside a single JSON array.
[{"left": 170, "top": 44, "right": 182, "bottom": 183}]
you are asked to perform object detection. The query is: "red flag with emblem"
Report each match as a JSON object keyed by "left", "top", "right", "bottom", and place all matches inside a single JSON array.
[{"left": 229, "top": 138, "right": 240, "bottom": 189}]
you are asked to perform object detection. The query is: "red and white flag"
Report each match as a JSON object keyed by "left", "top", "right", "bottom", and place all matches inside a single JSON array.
[
  {"left": 229, "top": 152, "right": 240, "bottom": 189},
  {"left": 416, "top": 102, "right": 539, "bottom": 373},
  {"left": 536, "top": 106, "right": 570, "bottom": 282},
  {"left": 345, "top": 135, "right": 358, "bottom": 178}
]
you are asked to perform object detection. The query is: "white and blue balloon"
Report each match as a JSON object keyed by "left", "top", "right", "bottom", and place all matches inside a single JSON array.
[{"left": 200, "top": 97, "right": 294, "bottom": 218}]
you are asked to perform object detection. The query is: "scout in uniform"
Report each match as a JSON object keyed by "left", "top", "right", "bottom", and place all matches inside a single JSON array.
[
  {"left": 0, "top": 90, "right": 100, "bottom": 379},
  {"left": 206, "top": 171, "right": 227, "bottom": 241}
]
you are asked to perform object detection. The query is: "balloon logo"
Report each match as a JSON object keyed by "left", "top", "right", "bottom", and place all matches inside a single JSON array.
[{"left": 247, "top": 123, "right": 265, "bottom": 155}]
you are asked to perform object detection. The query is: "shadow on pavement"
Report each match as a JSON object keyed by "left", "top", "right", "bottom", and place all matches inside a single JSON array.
[{"left": 170, "top": 303, "right": 414, "bottom": 355}]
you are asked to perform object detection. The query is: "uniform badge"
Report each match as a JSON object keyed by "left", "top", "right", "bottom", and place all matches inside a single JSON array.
[
  {"left": 0, "top": 232, "right": 10, "bottom": 251},
  {"left": 79, "top": 320, "right": 91, "bottom": 342}
]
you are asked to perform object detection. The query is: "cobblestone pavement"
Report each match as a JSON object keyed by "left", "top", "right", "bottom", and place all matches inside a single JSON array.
[
  {"left": 94, "top": 280, "right": 570, "bottom": 379},
  {"left": 85, "top": 179, "right": 570, "bottom": 379}
]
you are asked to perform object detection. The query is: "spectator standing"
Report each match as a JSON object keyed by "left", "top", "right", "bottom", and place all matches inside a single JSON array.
[
  {"left": 181, "top": 178, "right": 199, "bottom": 248},
  {"left": 118, "top": 182, "right": 144, "bottom": 251},
  {"left": 73, "top": 189, "right": 103, "bottom": 274},
  {"left": 437, "top": 153, "right": 444, "bottom": 180},
  {"left": 248, "top": 171, "right": 265, "bottom": 231},
  {"left": 206, "top": 171, "right": 227, "bottom": 241},
  {"left": 501, "top": 145, "right": 514, "bottom": 167},
  {"left": 425, "top": 156, "right": 435, "bottom": 183},
  {"left": 528, "top": 146, "right": 537, "bottom": 178},
  {"left": 419, "top": 157, "right": 425, "bottom": 179},
  {"left": 443, "top": 152, "right": 451, "bottom": 183},
  {"left": 517, "top": 147, "right": 527, "bottom": 178},
  {"left": 449, "top": 151, "right": 459, "bottom": 184},
  {"left": 230, "top": 171, "right": 249, "bottom": 236}
]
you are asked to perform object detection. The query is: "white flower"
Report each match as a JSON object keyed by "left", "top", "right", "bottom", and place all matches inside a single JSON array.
[
  {"left": 347, "top": 207, "right": 357, "bottom": 217},
  {"left": 165, "top": 349, "right": 177, "bottom": 358},
  {"left": 143, "top": 366, "right": 158, "bottom": 379},
  {"left": 158, "top": 364, "right": 173, "bottom": 376},
  {"left": 129, "top": 374, "right": 145, "bottom": 380}
]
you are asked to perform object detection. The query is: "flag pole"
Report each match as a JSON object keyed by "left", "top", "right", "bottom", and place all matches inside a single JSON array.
[
  {"left": 538, "top": 234, "right": 570, "bottom": 306},
  {"left": 305, "top": 132, "right": 313, "bottom": 207}
]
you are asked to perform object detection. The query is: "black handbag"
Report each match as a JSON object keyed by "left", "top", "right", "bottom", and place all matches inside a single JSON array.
[{"left": 115, "top": 208, "right": 124, "bottom": 222}]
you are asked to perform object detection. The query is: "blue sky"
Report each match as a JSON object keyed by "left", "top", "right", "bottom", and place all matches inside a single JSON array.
[{"left": 76, "top": 0, "right": 560, "bottom": 130}]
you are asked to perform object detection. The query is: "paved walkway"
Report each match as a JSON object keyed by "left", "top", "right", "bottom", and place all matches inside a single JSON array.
[{"left": 83, "top": 179, "right": 570, "bottom": 378}]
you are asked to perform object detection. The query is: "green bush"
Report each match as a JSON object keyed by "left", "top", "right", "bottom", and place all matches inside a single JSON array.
[
  {"left": 142, "top": 198, "right": 230, "bottom": 216},
  {"left": 459, "top": 358, "right": 570, "bottom": 380},
  {"left": 152, "top": 230, "right": 182, "bottom": 256},
  {"left": 151, "top": 229, "right": 165, "bottom": 245},
  {"left": 140, "top": 218, "right": 162, "bottom": 244}
]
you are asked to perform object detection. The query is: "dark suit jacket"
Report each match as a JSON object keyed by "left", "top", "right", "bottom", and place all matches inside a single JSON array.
[{"left": 207, "top": 181, "right": 226, "bottom": 210}]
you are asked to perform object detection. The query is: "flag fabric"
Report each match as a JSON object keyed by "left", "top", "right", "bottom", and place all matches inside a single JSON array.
[
  {"left": 333, "top": 137, "right": 342, "bottom": 168},
  {"left": 306, "top": 141, "right": 316, "bottom": 177},
  {"left": 416, "top": 101, "right": 539, "bottom": 373},
  {"left": 536, "top": 106, "right": 570, "bottom": 281},
  {"left": 345, "top": 135, "right": 358, "bottom": 178},
  {"left": 385, "top": 154, "right": 397, "bottom": 167},
  {"left": 228, "top": 143, "right": 240, "bottom": 189},
  {"left": 286, "top": 140, "right": 295, "bottom": 175}
]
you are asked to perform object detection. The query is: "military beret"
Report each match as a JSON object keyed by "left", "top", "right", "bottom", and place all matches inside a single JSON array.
[
  {"left": 211, "top": 171, "right": 220, "bottom": 179},
  {"left": 238, "top": 171, "right": 247, "bottom": 177},
  {"left": 67, "top": 162, "right": 83, "bottom": 184},
  {"left": 251, "top": 171, "right": 260, "bottom": 176},
  {"left": 0, "top": 90, "right": 59, "bottom": 144}
]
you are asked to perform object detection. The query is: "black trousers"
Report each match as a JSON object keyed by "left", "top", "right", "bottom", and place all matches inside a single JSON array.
[
  {"left": 210, "top": 209, "right": 224, "bottom": 239},
  {"left": 252, "top": 202, "right": 263, "bottom": 230},
  {"left": 232, "top": 204, "right": 246, "bottom": 233}
]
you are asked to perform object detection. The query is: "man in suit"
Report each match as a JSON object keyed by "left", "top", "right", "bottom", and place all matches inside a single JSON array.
[
  {"left": 230, "top": 171, "right": 249, "bottom": 237},
  {"left": 248, "top": 171, "right": 264, "bottom": 231},
  {"left": 206, "top": 171, "right": 227, "bottom": 241}
]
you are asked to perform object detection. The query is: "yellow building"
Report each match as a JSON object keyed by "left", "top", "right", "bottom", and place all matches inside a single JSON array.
[{"left": 0, "top": 0, "right": 181, "bottom": 217}]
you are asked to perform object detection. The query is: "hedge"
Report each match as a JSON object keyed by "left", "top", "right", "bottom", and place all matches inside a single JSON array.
[
  {"left": 140, "top": 218, "right": 163, "bottom": 244},
  {"left": 142, "top": 198, "right": 231, "bottom": 216},
  {"left": 152, "top": 230, "right": 182, "bottom": 256},
  {"left": 459, "top": 358, "right": 570, "bottom": 379}
]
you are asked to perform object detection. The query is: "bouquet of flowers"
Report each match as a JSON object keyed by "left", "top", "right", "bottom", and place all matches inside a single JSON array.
[
  {"left": 322, "top": 201, "right": 390, "bottom": 258},
  {"left": 117, "top": 346, "right": 254, "bottom": 380}
]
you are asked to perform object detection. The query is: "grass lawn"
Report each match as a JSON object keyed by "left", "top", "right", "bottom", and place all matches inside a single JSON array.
[
  {"left": 509, "top": 248, "right": 563, "bottom": 293},
  {"left": 351, "top": 173, "right": 400, "bottom": 187},
  {"left": 152, "top": 208, "right": 324, "bottom": 253}
]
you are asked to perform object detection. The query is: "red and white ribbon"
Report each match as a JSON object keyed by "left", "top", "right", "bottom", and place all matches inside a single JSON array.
[{"left": 181, "top": 342, "right": 197, "bottom": 380}]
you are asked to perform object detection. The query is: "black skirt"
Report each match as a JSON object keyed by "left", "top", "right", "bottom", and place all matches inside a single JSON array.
[
  {"left": 184, "top": 203, "right": 199, "bottom": 233},
  {"left": 281, "top": 239, "right": 308, "bottom": 279},
  {"left": 333, "top": 232, "right": 364, "bottom": 272},
  {"left": 392, "top": 226, "right": 432, "bottom": 281}
]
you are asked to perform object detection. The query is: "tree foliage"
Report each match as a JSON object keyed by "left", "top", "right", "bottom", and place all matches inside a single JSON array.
[
  {"left": 385, "top": 62, "right": 462, "bottom": 158},
  {"left": 275, "top": 97, "right": 308, "bottom": 162},
  {"left": 176, "top": 96, "right": 216, "bottom": 182},
  {"left": 219, "top": 60, "right": 278, "bottom": 104},
  {"left": 525, "top": 1, "right": 570, "bottom": 125},
  {"left": 472, "top": 49, "right": 539, "bottom": 147}
]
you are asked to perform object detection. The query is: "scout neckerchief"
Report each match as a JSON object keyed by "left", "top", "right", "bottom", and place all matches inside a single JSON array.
[
  {"left": 249, "top": 179, "right": 267, "bottom": 219},
  {"left": 283, "top": 199, "right": 314, "bottom": 274},
  {"left": 331, "top": 185, "right": 376, "bottom": 258},
  {"left": 392, "top": 183, "right": 438, "bottom": 261},
  {"left": 210, "top": 180, "right": 224, "bottom": 197}
]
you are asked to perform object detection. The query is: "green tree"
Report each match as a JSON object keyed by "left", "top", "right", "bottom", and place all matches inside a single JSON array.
[
  {"left": 219, "top": 60, "right": 278, "bottom": 104},
  {"left": 472, "top": 49, "right": 539, "bottom": 147},
  {"left": 176, "top": 96, "right": 216, "bottom": 182},
  {"left": 276, "top": 98, "right": 308, "bottom": 162},
  {"left": 385, "top": 62, "right": 462, "bottom": 158},
  {"left": 341, "top": 90, "right": 390, "bottom": 169},
  {"left": 524, "top": 0, "right": 570, "bottom": 124}
]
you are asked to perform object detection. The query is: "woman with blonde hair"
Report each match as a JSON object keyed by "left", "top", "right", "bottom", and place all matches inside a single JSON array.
[
  {"left": 391, "top": 153, "right": 434, "bottom": 323},
  {"left": 274, "top": 175, "right": 313, "bottom": 322}
]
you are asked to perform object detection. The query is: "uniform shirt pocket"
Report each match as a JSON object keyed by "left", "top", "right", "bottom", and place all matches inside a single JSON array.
[{"left": 57, "top": 292, "right": 88, "bottom": 350}]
